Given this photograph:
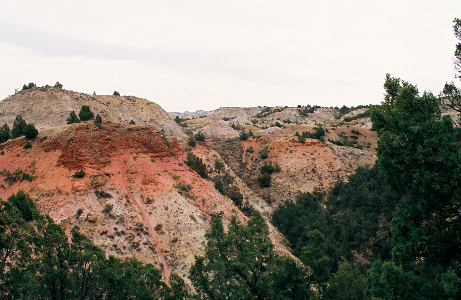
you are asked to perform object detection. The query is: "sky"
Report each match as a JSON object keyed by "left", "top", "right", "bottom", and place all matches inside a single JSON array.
[{"left": 1, "top": 1, "right": 460, "bottom": 112}]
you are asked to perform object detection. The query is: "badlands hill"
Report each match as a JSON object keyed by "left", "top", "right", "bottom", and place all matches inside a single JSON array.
[
  {"left": 0, "top": 85, "right": 187, "bottom": 139},
  {"left": 0, "top": 85, "right": 381, "bottom": 282},
  {"left": 0, "top": 121, "right": 288, "bottom": 281}
]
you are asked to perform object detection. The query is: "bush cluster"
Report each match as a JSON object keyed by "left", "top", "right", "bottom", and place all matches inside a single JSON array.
[
  {"left": 185, "top": 152, "right": 208, "bottom": 179},
  {"left": 257, "top": 161, "right": 281, "bottom": 188},
  {"left": 295, "top": 125, "right": 325, "bottom": 143}
]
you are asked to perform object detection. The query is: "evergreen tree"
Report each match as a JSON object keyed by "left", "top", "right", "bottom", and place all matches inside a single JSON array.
[
  {"left": 11, "top": 115, "right": 27, "bottom": 138},
  {"left": 78, "top": 105, "right": 94, "bottom": 121},
  {"left": 369, "top": 74, "right": 461, "bottom": 299},
  {"left": 23, "top": 123, "right": 38, "bottom": 139},
  {"left": 189, "top": 212, "right": 312, "bottom": 299},
  {"left": 0, "top": 123, "right": 10, "bottom": 143},
  {"left": 67, "top": 110, "right": 80, "bottom": 124}
]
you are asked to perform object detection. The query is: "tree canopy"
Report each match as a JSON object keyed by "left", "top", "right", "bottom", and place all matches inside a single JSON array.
[{"left": 189, "top": 212, "right": 312, "bottom": 300}]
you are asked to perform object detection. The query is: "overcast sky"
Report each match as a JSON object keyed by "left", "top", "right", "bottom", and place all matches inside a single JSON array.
[{"left": 1, "top": 1, "right": 460, "bottom": 112}]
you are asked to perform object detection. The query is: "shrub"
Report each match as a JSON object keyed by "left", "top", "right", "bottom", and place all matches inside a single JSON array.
[
  {"left": 185, "top": 152, "right": 208, "bottom": 179},
  {"left": 129, "top": 120, "right": 136, "bottom": 125},
  {"left": 295, "top": 126, "right": 325, "bottom": 143},
  {"left": 273, "top": 121, "right": 283, "bottom": 128},
  {"left": 94, "top": 114, "right": 102, "bottom": 128},
  {"left": 74, "top": 169, "right": 85, "bottom": 178},
  {"left": 0, "top": 123, "right": 10, "bottom": 143},
  {"left": 260, "top": 161, "right": 281, "bottom": 175},
  {"left": 195, "top": 131, "right": 205, "bottom": 141},
  {"left": 23, "top": 124, "right": 38, "bottom": 139},
  {"left": 214, "top": 158, "right": 225, "bottom": 174},
  {"left": 23, "top": 142, "right": 32, "bottom": 149},
  {"left": 231, "top": 123, "right": 242, "bottom": 131},
  {"left": 258, "top": 173, "right": 272, "bottom": 188},
  {"left": 102, "top": 204, "right": 113, "bottom": 214},
  {"left": 188, "top": 136, "right": 197, "bottom": 147},
  {"left": 22, "top": 82, "right": 36, "bottom": 90},
  {"left": 343, "top": 110, "right": 370, "bottom": 122},
  {"left": 239, "top": 130, "right": 253, "bottom": 140},
  {"left": 174, "top": 182, "right": 192, "bottom": 198},
  {"left": 228, "top": 185, "right": 243, "bottom": 207},
  {"left": 96, "top": 191, "right": 112, "bottom": 198},
  {"left": 67, "top": 110, "right": 80, "bottom": 124},
  {"left": 259, "top": 150, "right": 268, "bottom": 159},
  {"left": 78, "top": 105, "right": 94, "bottom": 121},
  {"left": 113, "top": 91, "right": 120, "bottom": 96},
  {"left": 21, "top": 172, "right": 35, "bottom": 182}
]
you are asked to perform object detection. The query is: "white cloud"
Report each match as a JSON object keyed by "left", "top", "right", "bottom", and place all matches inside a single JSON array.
[{"left": 0, "top": 1, "right": 460, "bottom": 112}]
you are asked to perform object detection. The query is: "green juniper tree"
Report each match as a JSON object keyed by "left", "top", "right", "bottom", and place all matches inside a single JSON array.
[
  {"left": 189, "top": 212, "right": 312, "bottom": 300},
  {"left": 368, "top": 74, "right": 461, "bottom": 299},
  {"left": 11, "top": 115, "right": 27, "bottom": 138},
  {"left": 0, "top": 123, "right": 10, "bottom": 143},
  {"left": 78, "top": 105, "right": 94, "bottom": 121},
  {"left": 67, "top": 110, "right": 80, "bottom": 124}
]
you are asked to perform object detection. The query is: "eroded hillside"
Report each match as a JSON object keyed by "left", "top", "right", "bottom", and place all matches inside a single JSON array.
[
  {"left": 0, "top": 89, "right": 384, "bottom": 283},
  {"left": 0, "top": 122, "right": 259, "bottom": 281},
  {"left": 0, "top": 86, "right": 186, "bottom": 139}
]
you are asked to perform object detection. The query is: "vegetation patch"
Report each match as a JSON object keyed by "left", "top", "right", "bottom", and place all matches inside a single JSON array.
[
  {"left": 184, "top": 152, "right": 208, "bottom": 179},
  {"left": 295, "top": 125, "right": 325, "bottom": 143},
  {"left": 2, "top": 168, "right": 36, "bottom": 185},
  {"left": 73, "top": 169, "right": 85, "bottom": 178}
]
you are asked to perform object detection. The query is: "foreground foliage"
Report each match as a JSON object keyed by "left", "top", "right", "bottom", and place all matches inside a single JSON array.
[
  {"left": 0, "top": 191, "right": 189, "bottom": 299},
  {"left": 189, "top": 212, "right": 312, "bottom": 300}
]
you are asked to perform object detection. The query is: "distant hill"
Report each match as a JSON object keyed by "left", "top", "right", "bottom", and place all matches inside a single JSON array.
[
  {"left": 169, "top": 110, "right": 206, "bottom": 116},
  {"left": 0, "top": 85, "right": 187, "bottom": 140}
]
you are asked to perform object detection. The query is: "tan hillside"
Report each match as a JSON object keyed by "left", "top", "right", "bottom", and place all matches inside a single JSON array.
[{"left": 0, "top": 85, "right": 187, "bottom": 139}]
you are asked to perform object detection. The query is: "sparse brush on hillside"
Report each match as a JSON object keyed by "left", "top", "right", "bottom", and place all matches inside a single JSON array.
[
  {"left": 187, "top": 136, "right": 197, "bottom": 147},
  {"left": 295, "top": 125, "right": 325, "bottom": 143},
  {"left": 298, "top": 105, "right": 318, "bottom": 117},
  {"left": 238, "top": 129, "right": 253, "bottom": 140},
  {"left": 257, "top": 161, "right": 281, "bottom": 188},
  {"left": 211, "top": 159, "right": 244, "bottom": 207}
]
